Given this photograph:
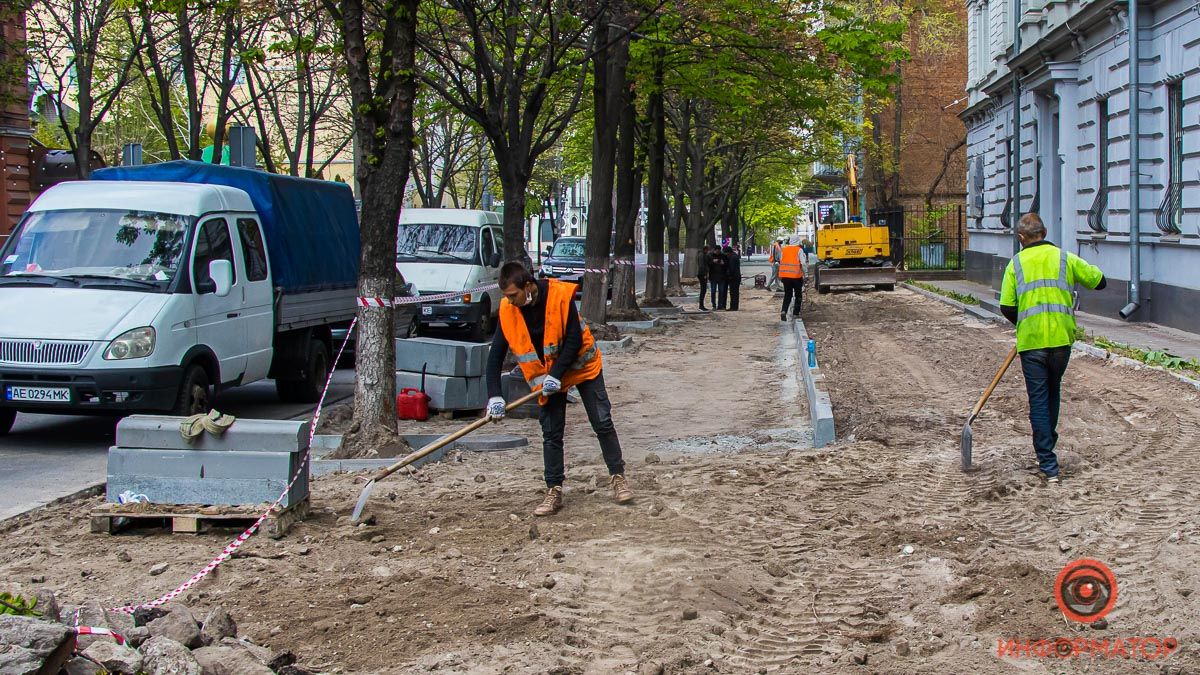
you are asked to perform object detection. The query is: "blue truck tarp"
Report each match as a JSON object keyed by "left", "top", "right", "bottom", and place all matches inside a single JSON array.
[{"left": 93, "top": 161, "right": 360, "bottom": 294}]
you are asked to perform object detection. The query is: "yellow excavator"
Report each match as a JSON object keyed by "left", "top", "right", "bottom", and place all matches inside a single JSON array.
[{"left": 812, "top": 154, "right": 897, "bottom": 293}]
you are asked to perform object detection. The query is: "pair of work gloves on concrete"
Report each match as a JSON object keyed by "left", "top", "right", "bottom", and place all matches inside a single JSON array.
[{"left": 487, "top": 376, "right": 561, "bottom": 419}]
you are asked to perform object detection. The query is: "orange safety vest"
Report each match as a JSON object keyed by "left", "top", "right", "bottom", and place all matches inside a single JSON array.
[
  {"left": 769, "top": 244, "right": 782, "bottom": 264},
  {"left": 498, "top": 279, "right": 603, "bottom": 405},
  {"left": 779, "top": 245, "right": 804, "bottom": 279}
]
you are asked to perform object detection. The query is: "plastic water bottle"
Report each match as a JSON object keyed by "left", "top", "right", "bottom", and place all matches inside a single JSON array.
[{"left": 807, "top": 339, "right": 816, "bottom": 368}]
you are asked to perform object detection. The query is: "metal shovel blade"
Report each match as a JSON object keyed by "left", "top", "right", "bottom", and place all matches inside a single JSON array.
[
  {"left": 960, "top": 418, "right": 974, "bottom": 472},
  {"left": 351, "top": 478, "right": 376, "bottom": 523}
]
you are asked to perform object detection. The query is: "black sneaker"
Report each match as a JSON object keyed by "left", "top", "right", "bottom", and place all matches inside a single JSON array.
[{"left": 781, "top": 312, "right": 787, "bottom": 321}]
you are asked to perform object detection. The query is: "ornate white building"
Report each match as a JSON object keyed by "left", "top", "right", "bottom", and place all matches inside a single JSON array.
[{"left": 962, "top": 0, "right": 1199, "bottom": 331}]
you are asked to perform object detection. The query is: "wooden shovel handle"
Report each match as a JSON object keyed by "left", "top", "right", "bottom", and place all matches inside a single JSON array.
[
  {"left": 970, "top": 346, "right": 1018, "bottom": 419},
  {"left": 368, "top": 390, "right": 541, "bottom": 483}
]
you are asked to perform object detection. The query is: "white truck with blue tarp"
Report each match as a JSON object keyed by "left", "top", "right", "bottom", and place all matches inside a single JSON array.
[{"left": 0, "top": 160, "right": 362, "bottom": 433}]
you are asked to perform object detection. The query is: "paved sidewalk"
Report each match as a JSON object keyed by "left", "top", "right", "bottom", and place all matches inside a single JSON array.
[{"left": 921, "top": 278, "right": 1200, "bottom": 362}]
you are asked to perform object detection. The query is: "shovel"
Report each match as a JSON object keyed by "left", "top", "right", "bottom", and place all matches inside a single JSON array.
[
  {"left": 351, "top": 390, "right": 541, "bottom": 522},
  {"left": 960, "top": 346, "right": 1018, "bottom": 472}
]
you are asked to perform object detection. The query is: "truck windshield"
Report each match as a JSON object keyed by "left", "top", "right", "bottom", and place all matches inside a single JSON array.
[
  {"left": 397, "top": 223, "right": 476, "bottom": 262},
  {"left": 1, "top": 209, "right": 191, "bottom": 288},
  {"left": 550, "top": 240, "right": 585, "bottom": 259}
]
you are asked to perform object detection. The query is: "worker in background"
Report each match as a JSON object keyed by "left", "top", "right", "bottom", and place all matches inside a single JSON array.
[
  {"left": 767, "top": 239, "right": 783, "bottom": 292},
  {"left": 708, "top": 245, "right": 728, "bottom": 310},
  {"left": 999, "top": 213, "right": 1106, "bottom": 485},
  {"left": 778, "top": 235, "right": 805, "bottom": 321},
  {"left": 724, "top": 245, "right": 741, "bottom": 311},
  {"left": 697, "top": 244, "right": 711, "bottom": 311},
  {"left": 485, "top": 263, "right": 634, "bottom": 515}
]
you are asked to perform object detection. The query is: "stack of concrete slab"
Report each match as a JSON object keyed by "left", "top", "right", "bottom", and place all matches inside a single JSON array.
[
  {"left": 501, "top": 369, "right": 542, "bottom": 419},
  {"left": 395, "top": 337, "right": 490, "bottom": 411},
  {"left": 106, "top": 416, "right": 310, "bottom": 507}
]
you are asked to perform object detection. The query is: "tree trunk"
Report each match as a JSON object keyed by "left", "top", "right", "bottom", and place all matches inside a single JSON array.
[
  {"left": 610, "top": 72, "right": 638, "bottom": 316},
  {"left": 643, "top": 51, "right": 666, "bottom": 304},
  {"left": 324, "top": 0, "right": 420, "bottom": 455},
  {"left": 497, "top": 159, "right": 530, "bottom": 266},
  {"left": 666, "top": 188, "right": 685, "bottom": 296},
  {"left": 579, "top": 20, "right": 627, "bottom": 324}
]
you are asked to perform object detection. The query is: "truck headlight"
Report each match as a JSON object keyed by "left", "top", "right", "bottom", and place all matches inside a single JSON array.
[
  {"left": 104, "top": 327, "right": 156, "bottom": 360},
  {"left": 540, "top": 265, "right": 551, "bottom": 275}
]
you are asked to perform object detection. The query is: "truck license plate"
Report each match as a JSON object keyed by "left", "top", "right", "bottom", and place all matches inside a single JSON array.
[
  {"left": 7, "top": 386, "right": 70, "bottom": 402},
  {"left": 421, "top": 305, "right": 433, "bottom": 316}
]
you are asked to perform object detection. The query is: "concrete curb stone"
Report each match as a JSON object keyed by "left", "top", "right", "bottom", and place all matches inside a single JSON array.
[{"left": 790, "top": 319, "right": 835, "bottom": 448}]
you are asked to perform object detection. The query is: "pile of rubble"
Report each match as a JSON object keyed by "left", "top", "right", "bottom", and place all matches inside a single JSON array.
[{"left": 0, "top": 591, "right": 308, "bottom": 675}]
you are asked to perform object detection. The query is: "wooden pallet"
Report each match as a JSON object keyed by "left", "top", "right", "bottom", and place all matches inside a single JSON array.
[{"left": 89, "top": 498, "right": 309, "bottom": 539}]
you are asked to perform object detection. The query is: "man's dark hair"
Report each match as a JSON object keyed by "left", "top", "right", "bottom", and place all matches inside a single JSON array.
[{"left": 499, "top": 261, "right": 534, "bottom": 290}]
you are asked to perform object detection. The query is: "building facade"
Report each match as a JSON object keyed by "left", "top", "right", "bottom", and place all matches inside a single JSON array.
[
  {"left": 0, "top": 11, "right": 33, "bottom": 238},
  {"left": 962, "top": 0, "right": 1199, "bottom": 331}
]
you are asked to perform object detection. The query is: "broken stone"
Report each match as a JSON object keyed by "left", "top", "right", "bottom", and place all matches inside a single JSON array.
[
  {"left": 1058, "top": 541, "right": 1072, "bottom": 553},
  {"left": 900, "top": 545, "right": 914, "bottom": 556},
  {"left": 33, "top": 589, "right": 61, "bottom": 622},
  {"left": 0, "top": 615, "right": 76, "bottom": 675},
  {"left": 64, "top": 656, "right": 105, "bottom": 675},
  {"left": 894, "top": 639, "right": 910, "bottom": 656},
  {"left": 639, "top": 663, "right": 665, "bottom": 675},
  {"left": 370, "top": 566, "right": 393, "bottom": 578},
  {"left": 370, "top": 535, "right": 386, "bottom": 544},
  {"left": 146, "top": 606, "right": 201, "bottom": 649},
  {"left": 851, "top": 652, "right": 868, "bottom": 665},
  {"left": 218, "top": 637, "right": 272, "bottom": 664},
  {"left": 649, "top": 501, "right": 665, "bottom": 517},
  {"left": 116, "top": 550, "right": 132, "bottom": 563},
  {"left": 124, "top": 626, "right": 150, "bottom": 648},
  {"left": 681, "top": 609, "right": 699, "bottom": 621},
  {"left": 192, "top": 646, "right": 274, "bottom": 675},
  {"left": 645, "top": 453, "right": 662, "bottom": 464},
  {"left": 444, "top": 548, "right": 462, "bottom": 559},
  {"left": 83, "top": 640, "right": 144, "bottom": 674},
  {"left": 139, "top": 636, "right": 202, "bottom": 675},
  {"left": 200, "top": 606, "right": 237, "bottom": 645},
  {"left": 764, "top": 562, "right": 788, "bottom": 578},
  {"left": 474, "top": 475, "right": 486, "bottom": 483},
  {"left": 133, "top": 607, "right": 169, "bottom": 628},
  {"left": 529, "top": 524, "right": 540, "bottom": 540},
  {"left": 428, "top": 527, "right": 441, "bottom": 535},
  {"left": 552, "top": 551, "right": 565, "bottom": 560},
  {"left": 29, "top": 575, "right": 44, "bottom": 584},
  {"left": 148, "top": 563, "right": 169, "bottom": 576},
  {"left": 542, "top": 577, "right": 557, "bottom": 590},
  {"left": 509, "top": 513, "right": 520, "bottom": 523},
  {"left": 1091, "top": 618, "right": 1108, "bottom": 630},
  {"left": 1180, "top": 588, "right": 1193, "bottom": 598}
]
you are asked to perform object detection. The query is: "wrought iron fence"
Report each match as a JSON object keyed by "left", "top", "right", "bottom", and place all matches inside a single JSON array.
[{"left": 868, "top": 203, "right": 966, "bottom": 271}]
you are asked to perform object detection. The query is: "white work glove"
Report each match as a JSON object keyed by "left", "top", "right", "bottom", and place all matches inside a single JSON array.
[
  {"left": 486, "top": 396, "right": 506, "bottom": 420},
  {"left": 541, "top": 375, "right": 562, "bottom": 395}
]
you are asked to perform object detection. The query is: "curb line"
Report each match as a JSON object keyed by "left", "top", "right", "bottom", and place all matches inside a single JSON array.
[
  {"left": 900, "top": 282, "right": 1200, "bottom": 391},
  {"left": 790, "top": 318, "right": 836, "bottom": 448}
]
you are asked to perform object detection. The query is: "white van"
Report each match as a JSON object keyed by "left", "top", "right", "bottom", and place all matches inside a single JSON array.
[{"left": 396, "top": 209, "right": 504, "bottom": 341}]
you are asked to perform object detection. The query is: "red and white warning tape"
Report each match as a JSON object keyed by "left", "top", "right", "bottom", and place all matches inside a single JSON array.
[
  {"left": 357, "top": 283, "right": 499, "bottom": 308},
  {"left": 74, "top": 626, "right": 126, "bottom": 645},
  {"left": 107, "top": 318, "right": 359, "bottom": 614}
]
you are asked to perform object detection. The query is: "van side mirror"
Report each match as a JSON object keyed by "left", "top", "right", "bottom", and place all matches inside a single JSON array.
[
  {"left": 488, "top": 252, "right": 502, "bottom": 268},
  {"left": 207, "top": 260, "right": 233, "bottom": 297}
]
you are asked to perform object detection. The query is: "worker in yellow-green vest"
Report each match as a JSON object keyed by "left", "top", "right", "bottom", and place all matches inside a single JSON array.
[{"left": 999, "top": 213, "right": 1106, "bottom": 485}]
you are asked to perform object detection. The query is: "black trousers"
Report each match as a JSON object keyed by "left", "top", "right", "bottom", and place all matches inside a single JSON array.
[
  {"left": 781, "top": 277, "right": 803, "bottom": 315},
  {"left": 1019, "top": 346, "right": 1071, "bottom": 478},
  {"left": 539, "top": 372, "right": 625, "bottom": 487},
  {"left": 729, "top": 276, "right": 741, "bottom": 310},
  {"left": 715, "top": 280, "right": 729, "bottom": 309},
  {"left": 698, "top": 276, "right": 708, "bottom": 307}
]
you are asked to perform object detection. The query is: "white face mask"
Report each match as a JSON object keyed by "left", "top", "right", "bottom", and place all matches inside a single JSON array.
[{"left": 523, "top": 290, "right": 533, "bottom": 306}]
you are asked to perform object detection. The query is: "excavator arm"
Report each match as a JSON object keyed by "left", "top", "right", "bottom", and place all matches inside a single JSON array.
[{"left": 846, "top": 153, "right": 860, "bottom": 221}]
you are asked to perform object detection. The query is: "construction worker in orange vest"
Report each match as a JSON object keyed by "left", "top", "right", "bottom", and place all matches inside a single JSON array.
[
  {"left": 779, "top": 235, "right": 805, "bottom": 321},
  {"left": 484, "top": 262, "right": 634, "bottom": 516}
]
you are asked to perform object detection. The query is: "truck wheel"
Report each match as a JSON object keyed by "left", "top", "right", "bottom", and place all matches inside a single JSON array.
[
  {"left": 277, "top": 339, "right": 329, "bottom": 404},
  {"left": 404, "top": 314, "right": 421, "bottom": 339},
  {"left": 468, "top": 299, "right": 493, "bottom": 342},
  {"left": 0, "top": 409, "right": 16, "bottom": 436},
  {"left": 173, "top": 364, "right": 211, "bottom": 416}
]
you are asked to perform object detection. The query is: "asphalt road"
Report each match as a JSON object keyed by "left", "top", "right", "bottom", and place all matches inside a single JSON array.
[{"left": 0, "top": 369, "right": 355, "bottom": 522}]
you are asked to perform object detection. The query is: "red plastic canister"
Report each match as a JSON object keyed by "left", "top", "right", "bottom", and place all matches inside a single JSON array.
[{"left": 396, "top": 387, "right": 430, "bottom": 421}]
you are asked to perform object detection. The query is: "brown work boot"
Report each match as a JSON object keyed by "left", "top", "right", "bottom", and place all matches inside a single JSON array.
[
  {"left": 532, "top": 486, "right": 563, "bottom": 517},
  {"left": 609, "top": 474, "right": 634, "bottom": 504}
]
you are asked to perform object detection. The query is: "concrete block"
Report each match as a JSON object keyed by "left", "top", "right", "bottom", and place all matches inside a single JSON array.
[
  {"left": 791, "top": 320, "right": 836, "bottom": 449},
  {"left": 640, "top": 305, "right": 682, "bottom": 317},
  {"left": 1073, "top": 341, "right": 1109, "bottom": 360},
  {"left": 458, "top": 434, "right": 528, "bottom": 452},
  {"left": 608, "top": 317, "right": 661, "bottom": 333},
  {"left": 311, "top": 446, "right": 449, "bottom": 477},
  {"left": 501, "top": 371, "right": 541, "bottom": 419},
  {"left": 116, "top": 416, "right": 309, "bottom": 453},
  {"left": 106, "top": 448, "right": 308, "bottom": 507},
  {"left": 395, "top": 371, "right": 486, "bottom": 410},
  {"left": 596, "top": 336, "right": 634, "bottom": 354},
  {"left": 395, "top": 337, "right": 490, "bottom": 377}
]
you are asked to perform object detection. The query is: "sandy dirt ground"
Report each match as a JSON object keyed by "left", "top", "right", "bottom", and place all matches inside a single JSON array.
[{"left": 2, "top": 285, "right": 1198, "bottom": 673}]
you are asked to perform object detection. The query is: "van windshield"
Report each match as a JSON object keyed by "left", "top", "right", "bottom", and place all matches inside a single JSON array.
[
  {"left": 397, "top": 223, "right": 477, "bottom": 263},
  {"left": 0, "top": 209, "right": 192, "bottom": 290}
]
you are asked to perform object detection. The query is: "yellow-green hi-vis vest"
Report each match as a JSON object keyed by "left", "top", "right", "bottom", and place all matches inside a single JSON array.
[{"left": 1000, "top": 244, "right": 1103, "bottom": 352}]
